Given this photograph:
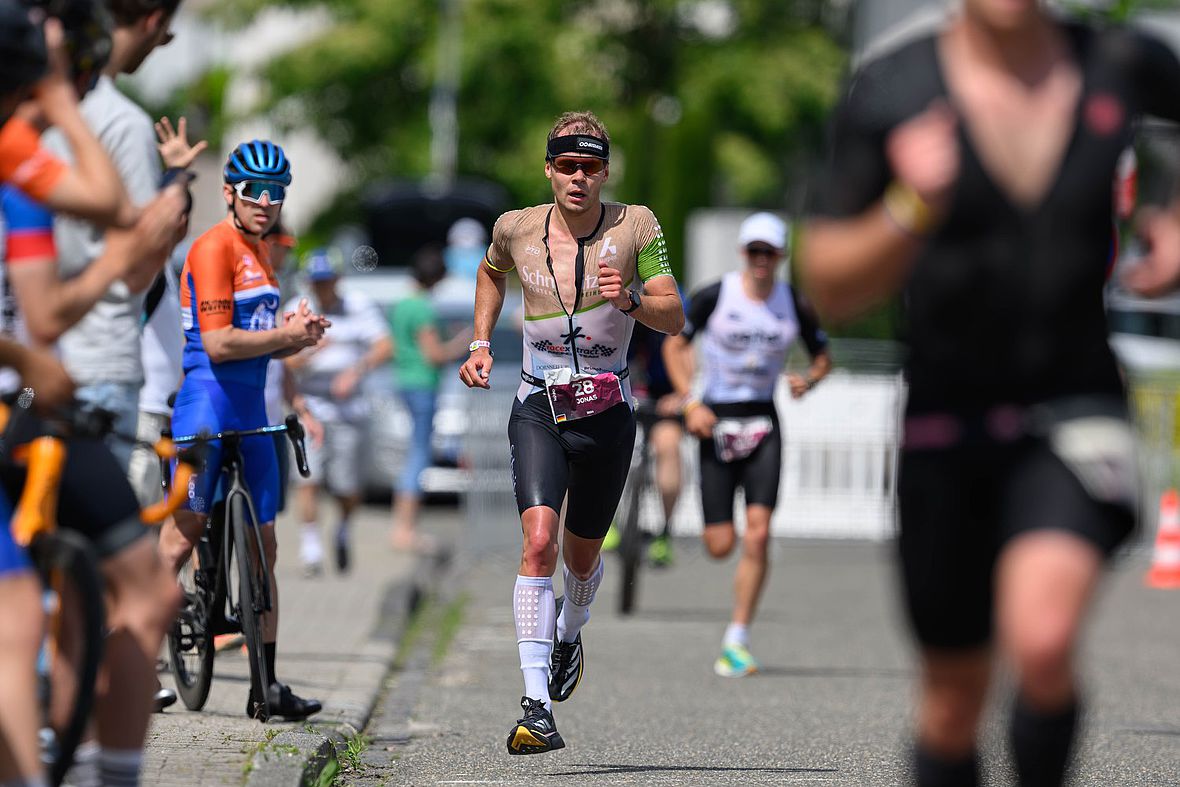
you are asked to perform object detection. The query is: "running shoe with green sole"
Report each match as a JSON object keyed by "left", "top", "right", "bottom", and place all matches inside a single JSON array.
[
  {"left": 714, "top": 642, "right": 758, "bottom": 677},
  {"left": 648, "top": 534, "right": 673, "bottom": 567}
]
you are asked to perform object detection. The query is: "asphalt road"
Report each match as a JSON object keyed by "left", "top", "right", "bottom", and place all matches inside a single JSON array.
[{"left": 358, "top": 538, "right": 1180, "bottom": 786}]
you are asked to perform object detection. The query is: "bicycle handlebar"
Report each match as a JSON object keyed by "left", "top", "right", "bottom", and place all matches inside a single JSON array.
[{"left": 172, "top": 415, "right": 311, "bottom": 480}]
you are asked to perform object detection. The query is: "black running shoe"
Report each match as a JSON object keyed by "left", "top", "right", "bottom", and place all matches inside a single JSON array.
[
  {"left": 335, "top": 527, "right": 350, "bottom": 573},
  {"left": 548, "top": 597, "right": 583, "bottom": 703},
  {"left": 246, "top": 682, "right": 322, "bottom": 722},
  {"left": 506, "top": 697, "right": 565, "bottom": 755}
]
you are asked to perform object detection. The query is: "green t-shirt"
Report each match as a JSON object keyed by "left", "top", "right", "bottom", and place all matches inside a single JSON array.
[{"left": 390, "top": 293, "right": 441, "bottom": 391}]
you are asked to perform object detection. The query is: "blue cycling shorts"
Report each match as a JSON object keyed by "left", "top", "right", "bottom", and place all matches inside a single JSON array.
[
  {"left": 0, "top": 487, "right": 31, "bottom": 577},
  {"left": 172, "top": 377, "right": 278, "bottom": 525}
]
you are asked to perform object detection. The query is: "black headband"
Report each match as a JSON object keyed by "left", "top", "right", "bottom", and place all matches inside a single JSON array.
[{"left": 546, "top": 134, "right": 610, "bottom": 161}]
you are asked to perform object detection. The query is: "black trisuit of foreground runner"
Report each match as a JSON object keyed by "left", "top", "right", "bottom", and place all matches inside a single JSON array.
[{"left": 802, "top": 1, "right": 1180, "bottom": 784}]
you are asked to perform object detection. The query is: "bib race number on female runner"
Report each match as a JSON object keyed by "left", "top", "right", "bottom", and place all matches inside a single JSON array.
[{"left": 544, "top": 369, "right": 625, "bottom": 424}]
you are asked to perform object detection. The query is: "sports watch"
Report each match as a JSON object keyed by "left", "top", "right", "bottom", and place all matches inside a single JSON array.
[{"left": 621, "top": 290, "right": 641, "bottom": 315}]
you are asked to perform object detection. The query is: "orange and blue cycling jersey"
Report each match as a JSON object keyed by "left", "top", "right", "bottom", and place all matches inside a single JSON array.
[
  {"left": 179, "top": 219, "right": 281, "bottom": 388},
  {"left": 0, "top": 116, "right": 66, "bottom": 203},
  {"left": 175, "top": 219, "right": 282, "bottom": 522}
]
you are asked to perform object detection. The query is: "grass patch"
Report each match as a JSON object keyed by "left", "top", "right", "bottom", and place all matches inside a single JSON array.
[{"left": 432, "top": 594, "right": 468, "bottom": 666}]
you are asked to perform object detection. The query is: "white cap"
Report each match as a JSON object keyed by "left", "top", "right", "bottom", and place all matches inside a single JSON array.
[
  {"left": 737, "top": 212, "right": 788, "bottom": 250},
  {"left": 447, "top": 217, "right": 487, "bottom": 249}
]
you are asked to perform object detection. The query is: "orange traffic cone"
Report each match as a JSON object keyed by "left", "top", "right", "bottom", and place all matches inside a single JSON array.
[{"left": 1147, "top": 488, "right": 1180, "bottom": 589}]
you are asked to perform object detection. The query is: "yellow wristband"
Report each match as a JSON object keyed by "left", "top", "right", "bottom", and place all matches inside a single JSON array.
[
  {"left": 681, "top": 399, "right": 701, "bottom": 416},
  {"left": 883, "top": 181, "right": 936, "bottom": 236}
]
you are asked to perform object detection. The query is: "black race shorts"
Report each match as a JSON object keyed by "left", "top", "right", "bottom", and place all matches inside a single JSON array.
[
  {"left": 0, "top": 408, "right": 146, "bottom": 559},
  {"left": 898, "top": 437, "right": 1134, "bottom": 650},
  {"left": 507, "top": 391, "right": 636, "bottom": 540},
  {"left": 698, "top": 401, "right": 782, "bottom": 525}
]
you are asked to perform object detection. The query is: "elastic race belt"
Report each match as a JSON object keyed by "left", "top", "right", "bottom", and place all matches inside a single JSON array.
[{"left": 521, "top": 368, "right": 629, "bottom": 388}]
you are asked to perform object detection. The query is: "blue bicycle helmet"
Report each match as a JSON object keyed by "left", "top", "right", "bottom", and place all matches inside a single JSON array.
[{"left": 223, "top": 139, "right": 291, "bottom": 185}]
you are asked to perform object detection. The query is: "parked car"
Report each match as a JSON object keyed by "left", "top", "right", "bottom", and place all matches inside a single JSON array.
[{"left": 324, "top": 271, "right": 523, "bottom": 497}]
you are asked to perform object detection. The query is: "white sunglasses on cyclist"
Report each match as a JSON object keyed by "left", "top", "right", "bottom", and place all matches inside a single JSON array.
[{"left": 234, "top": 180, "right": 287, "bottom": 205}]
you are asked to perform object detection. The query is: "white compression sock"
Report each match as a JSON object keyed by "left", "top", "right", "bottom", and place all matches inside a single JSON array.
[
  {"left": 723, "top": 622, "right": 749, "bottom": 647},
  {"left": 556, "top": 558, "right": 603, "bottom": 643},
  {"left": 514, "top": 575, "right": 556, "bottom": 709}
]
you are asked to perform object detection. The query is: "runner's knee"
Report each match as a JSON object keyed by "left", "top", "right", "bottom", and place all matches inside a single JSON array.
[
  {"left": 520, "top": 508, "right": 559, "bottom": 574},
  {"left": 703, "top": 525, "right": 736, "bottom": 558}
]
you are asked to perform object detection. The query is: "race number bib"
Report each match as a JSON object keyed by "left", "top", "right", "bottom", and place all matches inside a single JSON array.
[
  {"left": 713, "top": 416, "right": 774, "bottom": 463},
  {"left": 544, "top": 369, "right": 625, "bottom": 425}
]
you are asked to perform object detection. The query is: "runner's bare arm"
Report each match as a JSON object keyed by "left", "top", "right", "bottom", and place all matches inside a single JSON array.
[
  {"left": 459, "top": 261, "right": 506, "bottom": 389},
  {"left": 630, "top": 275, "right": 683, "bottom": 335}
]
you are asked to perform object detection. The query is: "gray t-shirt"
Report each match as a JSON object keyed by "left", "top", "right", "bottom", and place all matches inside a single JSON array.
[{"left": 44, "top": 76, "right": 160, "bottom": 386}]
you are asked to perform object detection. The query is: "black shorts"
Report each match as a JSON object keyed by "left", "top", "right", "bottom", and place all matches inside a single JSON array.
[
  {"left": 507, "top": 391, "right": 636, "bottom": 540},
  {"left": 898, "top": 438, "right": 1134, "bottom": 650},
  {"left": 698, "top": 401, "right": 782, "bottom": 525},
  {"left": 0, "top": 409, "right": 146, "bottom": 559}
]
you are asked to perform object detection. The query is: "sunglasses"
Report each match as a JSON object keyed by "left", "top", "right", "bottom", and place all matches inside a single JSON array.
[
  {"left": 234, "top": 180, "right": 287, "bottom": 205},
  {"left": 745, "top": 244, "right": 780, "bottom": 258},
  {"left": 549, "top": 156, "right": 606, "bottom": 177}
]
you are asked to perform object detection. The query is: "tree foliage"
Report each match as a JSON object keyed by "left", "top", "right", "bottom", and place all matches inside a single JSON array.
[{"left": 214, "top": 0, "right": 847, "bottom": 279}]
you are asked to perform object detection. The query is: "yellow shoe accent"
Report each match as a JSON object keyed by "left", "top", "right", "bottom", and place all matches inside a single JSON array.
[{"left": 510, "top": 726, "right": 546, "bottom": 750}]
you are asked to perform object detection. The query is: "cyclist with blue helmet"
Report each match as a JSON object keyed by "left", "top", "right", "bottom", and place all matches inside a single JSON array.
[{"left": 158, "top": 139, "right": 329, "bottom": 721}]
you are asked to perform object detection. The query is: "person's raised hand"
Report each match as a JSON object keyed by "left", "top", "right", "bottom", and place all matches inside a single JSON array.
[
  {"left": 886, "top": 100, "right": 960, "bottom": 211},
  {"left": 155, "top": 116, "right": 208, "bottom": 170}
]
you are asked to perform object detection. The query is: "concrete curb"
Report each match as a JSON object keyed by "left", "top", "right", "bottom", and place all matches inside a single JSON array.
[{"left": 245, "top": 545, "right": 452, "bottom": 786}]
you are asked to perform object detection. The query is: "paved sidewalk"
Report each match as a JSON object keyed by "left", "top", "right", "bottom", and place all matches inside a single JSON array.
[{"left": 142, "top": 503, "right": 458, "bottom": 786}]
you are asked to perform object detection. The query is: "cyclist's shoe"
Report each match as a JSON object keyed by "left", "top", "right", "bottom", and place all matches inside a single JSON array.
[
  {"left": 548, "top": 597, "right": 583, "bottom": 703},
  {"left": 335, "top": 527, "right": 350, "bottom": 573},
  {"left": 247, "top": 682, "right": 323, "bottom": 722},
  {"left": 714, "top": 643, "right": 759, "bottom": 677},
  {"left": 506, "top": 697, "right": 565, "bottom": 755},
  {"left": 153, "top": 685, "right": 177, "bottom": 713},
  {"left": 648, "top": 534, "right": 673, "bottom": 567},
  {"left": 601, "top": 524, "right": 621, "bottom": 552}
]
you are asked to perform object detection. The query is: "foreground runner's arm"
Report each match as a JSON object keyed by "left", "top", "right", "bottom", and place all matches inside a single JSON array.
[
  {"left": 458, "top": 251, "right": 508, "bottom": 390},
  {"left": 799, "top": 88, "right": 959, "bottom": 322},
  {"left": 1119, "top": 34, "right": 1180, "bottom": 297},
  {"left": 2, "top": 186, "right": 185, "bottom": 344}
]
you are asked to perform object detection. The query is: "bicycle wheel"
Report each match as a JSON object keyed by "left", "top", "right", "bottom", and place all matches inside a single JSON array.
[
  {"left": 32, "top": 530, "right": 105, "bottom": 787},
  {"left": 167, "top": 539, "right": 220, "bottom": 711},
  {"left": 617, "top": 467, "right": 644, "bottom": 616},
  {"left": 229, "top": 493, "right": 270, "bottom": 719}
]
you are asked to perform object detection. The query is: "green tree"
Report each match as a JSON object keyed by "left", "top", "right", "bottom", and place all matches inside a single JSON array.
[{"left": 213, "top": 0, "right": 847, "bottom": 281}]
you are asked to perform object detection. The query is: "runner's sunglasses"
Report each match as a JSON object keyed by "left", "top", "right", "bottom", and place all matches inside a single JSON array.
[
  {"left": 234, "top": 180, "right": 287, "bottom": 205},
  {"left": 549, "top": 156, "right": 606, "bottom": 177}
]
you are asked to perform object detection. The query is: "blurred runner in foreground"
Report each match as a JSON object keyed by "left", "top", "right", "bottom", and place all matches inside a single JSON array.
[{"left": 801, "top": 0, "right": 1180, "bottom": 783}]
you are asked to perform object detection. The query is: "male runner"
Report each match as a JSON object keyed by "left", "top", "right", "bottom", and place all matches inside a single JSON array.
[
  {"left": 801, "top": 1, "right": 1180, "bottom": 783},
  {"left": 664, "top": 212, "right": 830, "bottom": 677},
  {"left": 159, "top": 139, "right": 327, "bottom": 721},
  {"left": 458, "top": 111, "right": 684, "bottom": 755}
]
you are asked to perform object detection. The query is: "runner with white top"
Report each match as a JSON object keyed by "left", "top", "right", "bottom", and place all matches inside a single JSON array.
[
  {"left": 458, "top": 110, "right": 684, "bottom": 755},
  {"left": 663, "top": 212, "right": 831, "bottom": 677}
]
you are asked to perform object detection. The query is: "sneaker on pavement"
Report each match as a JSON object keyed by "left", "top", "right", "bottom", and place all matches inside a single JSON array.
[
  {"left": 300, "top": 527, "right": 323, "bottom": 577},
  {"left": 548, "top": 597, "right": 583, "bottom": 703},
  {"left": 714, "top": 642, "right": 759, "bottom": 677},
  {"left": 648, "top": 534, "right": 673, "bottom": 567},
  {"left": 601, "top": 524, "right": 620, "bottom": 552},
  {"left": 153, "top": 685, "right": 177, "bottom": 712},
  {"left": 506, "top": 697, "right": 565, "bottom": 755}
]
